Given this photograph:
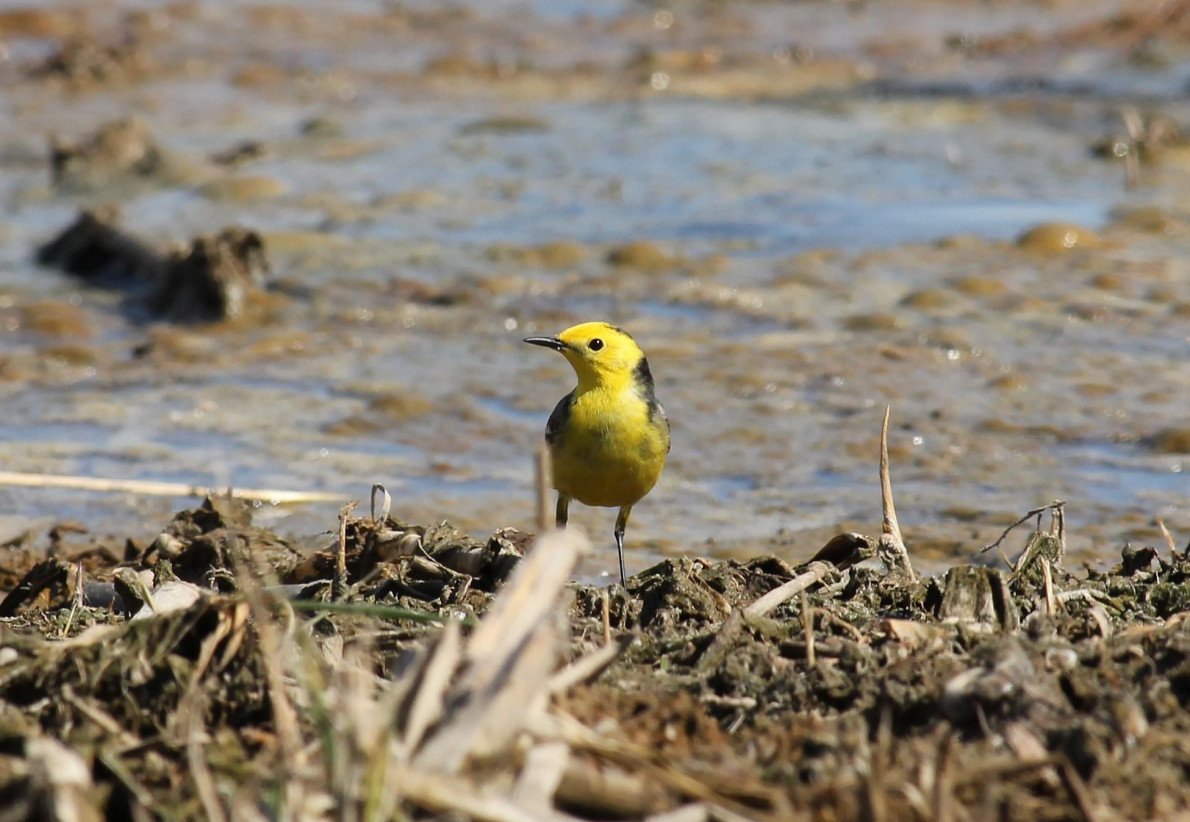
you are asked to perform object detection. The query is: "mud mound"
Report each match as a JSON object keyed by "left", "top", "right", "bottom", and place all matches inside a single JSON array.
[{"left": 37, "top": 209, "right": 270, "bottom": 323}]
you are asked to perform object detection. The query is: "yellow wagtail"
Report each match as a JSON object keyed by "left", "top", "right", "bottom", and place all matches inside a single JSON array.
[{"left": 524, "top": 321, "right": 670, "bottom": 587}]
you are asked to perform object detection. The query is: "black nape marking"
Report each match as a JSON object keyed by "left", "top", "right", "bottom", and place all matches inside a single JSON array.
[
  {"left": 601, "top": 322, "right": 631, "bottom": 340},
  {"left": 633, "top": 357, "right": 655, "bottom": 393},
  {"left": 633, "top": 357, "right": 666, "bottom": 430}
]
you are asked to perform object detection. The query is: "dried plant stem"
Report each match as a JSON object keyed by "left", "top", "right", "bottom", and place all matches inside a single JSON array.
[
  {"left": 413, "top": 528, "right": 586, "bottom": 773},
  {"left": 59, "top": 563, "right": 86, "bottom": 638},
  {"left": 392, "top": 767, "right": 581, "bottom": 822},
  {"left": 1042, "top": 559, "right": 1057, "bottom": 616},
  {"left": 880, "top": 406, "right": 903, "bottom": 549},
  {"left": 62, "top": 686, "right": 137, "bottom": 746},
  {"left": 334, "top": 502, "right": 357, "bottom": 601},
  {"left": 257, "top": 617, "right": 303, "bottom": 763},
  {"left": 1055, "top": 589, "right": 1110, "bottom": 606},
  {"left": 0, "top": 470, "right": 344, "bottom": 503},
  {"left": 548, "top": 639, "right": 624, "bottom": 695},
  {"left": 932, "top": 733, "right": 955, "bottom": 822},
  {"left": 801, "top": 590, "right": 816, "bottom": 667},
  {"left": 235, "top": 566, "right": 307, "bottom": 807},
  {"left": 400, "top": 621, "right": 462, "bottom": 756},
  {"left": 745, "top": 562, "right": 833, "bottom": 618},
  {"left": 536, "top": 711, "right": 774, "bottom": 817},
  {"left": 186, "top": 692, "right": 227, "bottom": 822},
  {"left": 535, "top": 445, "right": 553, "bottom": 534},
  {"left": 512, "top": 742, "right": 571, "bottom": 810},
  {"left": 879, "top": 406, "right": 916, "bottom": 581},
  {"left": 97, "top": 749, "right": 155, "bottom": 811},
  {"left": 864, "top": 709, "right": 892, "bottom": 822},
  {"left": 601, "top": 589, "right": 612, "bottom": 646},
  {"left": 1052, "top": 504, "right": 1066, "bottom": 553},
  {"left": 1157, "top": 519, "right": 1177, "bottom": 558}
]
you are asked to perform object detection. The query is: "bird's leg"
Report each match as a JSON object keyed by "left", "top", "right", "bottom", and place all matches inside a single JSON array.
[
  {"left": 614, "top": 506, "right": 632, "bottom": 588},
  {"left": 555, "top": 494, "right": 570, "bottom": 529}
]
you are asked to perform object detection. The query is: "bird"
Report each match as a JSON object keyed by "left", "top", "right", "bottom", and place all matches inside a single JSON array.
[{"left": 523, "top": 321, "right": 670, "bottom": 587}]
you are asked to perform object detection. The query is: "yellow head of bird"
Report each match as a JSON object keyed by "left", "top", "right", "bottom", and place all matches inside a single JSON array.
[{"left": 524, "top": 321, "right": 643, "bottom": 390}]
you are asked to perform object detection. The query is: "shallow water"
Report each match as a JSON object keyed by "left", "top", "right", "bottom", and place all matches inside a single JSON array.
[{"left": 0, "top": 0, "right": 1187, "bottom": 580}]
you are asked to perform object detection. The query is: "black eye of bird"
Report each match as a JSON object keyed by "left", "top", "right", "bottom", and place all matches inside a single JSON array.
[{"left": 588, "top": 338, "right": 604, "bottom": 351}]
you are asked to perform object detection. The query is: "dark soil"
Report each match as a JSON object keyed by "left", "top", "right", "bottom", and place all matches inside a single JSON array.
[{"left": 1, "top": 497, "right": 1187, "bottom": 820}]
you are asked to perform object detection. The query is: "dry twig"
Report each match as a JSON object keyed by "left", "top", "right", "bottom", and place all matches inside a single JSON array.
[
  {"left": 744, "top": 561, "right": 833, "bottom": 618},
  {"left": 333, "top": 501, "right": 357, "bottom": 601},
  {"left": 980, "top": 501, "right": 1065, "bottom": 555}
]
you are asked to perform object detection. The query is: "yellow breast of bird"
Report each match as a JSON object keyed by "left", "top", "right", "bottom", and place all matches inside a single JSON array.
[{"left": 550, "top": 386, "right": 668, "bottom": 509}]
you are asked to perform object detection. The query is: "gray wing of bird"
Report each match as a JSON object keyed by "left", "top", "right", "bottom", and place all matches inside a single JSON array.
[{"left": 545, "top": 391, "right": 574, "bottom": 446}]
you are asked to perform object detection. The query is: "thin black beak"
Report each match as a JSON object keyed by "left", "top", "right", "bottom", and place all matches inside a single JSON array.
[{"left": 523, "top": 336, "right": 567, "bottom": 352}]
